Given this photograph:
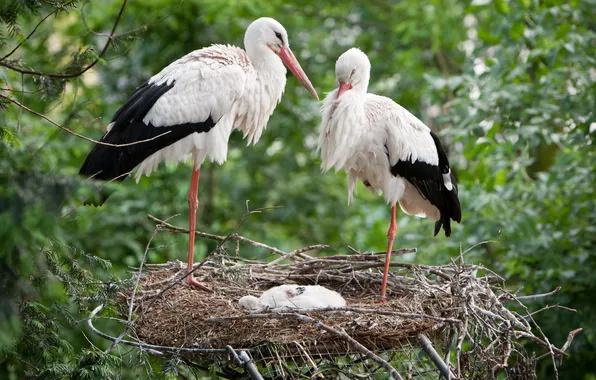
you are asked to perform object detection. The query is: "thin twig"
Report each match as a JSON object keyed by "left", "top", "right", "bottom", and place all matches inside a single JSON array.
[
  {"left": 1, "top": 11, "right": 57, "bottom": 61},
  {"left": 525, "top": 304, "right": 576, "bottom": 317},
  {"left": 0, "top": 94, "right": 172, "bottom": 147},
  {"left": 0, "top": 0, "right": 128, "bottom": 78},
  {"left": 515, "top": 287, "right": 561, "bottom": 300},
  {"left": 514, "top": 331, "right": 566, "bottom": 357},
  {"left": 542, "top": 328, "right": 582, "bottom": 359},
  {"left": 148, "top": 213, "right": 287, "bottom": 256},
  {"left": 143, "top": 206, "right": 282, "bottom": 312},
  {"left": 105, "top": 215, "right": 176, "bottom": 354},
  {"left": 267, "top": 244, "right": 330, "bottom": 266}
]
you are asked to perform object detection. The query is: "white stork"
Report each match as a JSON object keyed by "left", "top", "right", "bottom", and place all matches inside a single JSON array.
[
  {"left": 239, "top": 285, "right": 346, "bottom": 312},
  {"left": 79, "top": 18, "right": 318, "bottom": 291},
  {"left": 318, "top": 48, "right": 461, "bottom": 300}
]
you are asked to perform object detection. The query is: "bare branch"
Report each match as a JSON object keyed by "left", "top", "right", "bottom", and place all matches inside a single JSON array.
[
  {"left": 535, "top": 328, "right": 582, "bottom": 361},
  {"left": 516, "top": 286, "right": 561, "bottom": 300},
  {"left": 266, "top": 244, "right": 330, "bottom": 266},
  {"left": 0, "top": 94, "right": 171, "bottom": 146},
  {"left": 525, "top": 304, "right": 576, "bottom": 318},
  {"left": 148, "top": 213, "right": 287, "bottom": 256}
]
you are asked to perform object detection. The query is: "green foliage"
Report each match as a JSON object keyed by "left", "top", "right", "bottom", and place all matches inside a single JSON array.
[{"left": 1, "top": 0, "right": 594, "bottom": 378}]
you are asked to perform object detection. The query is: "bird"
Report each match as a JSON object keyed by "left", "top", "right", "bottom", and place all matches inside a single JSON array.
[
  {"left": 238, "top": 284, "right": 346, "bottom": 312},
  {"left": 79, "top": 18, "right": 318, "bottom": 291},
  {"left": 318, "top": 48, "right": 461, "bottom": 300}
]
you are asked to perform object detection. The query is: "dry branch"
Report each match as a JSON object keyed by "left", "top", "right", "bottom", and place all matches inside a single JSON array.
[{"left": 148, "top": 214, "right": 288, "bottom": 256}]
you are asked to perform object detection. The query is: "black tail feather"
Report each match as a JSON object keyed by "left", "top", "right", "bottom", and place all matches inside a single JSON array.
[
  {"left": 436, "top": 172, "right": 462, "bottom": 237},
  {"left": 78, "top": 79, "right": 217, "bottom": 205}
]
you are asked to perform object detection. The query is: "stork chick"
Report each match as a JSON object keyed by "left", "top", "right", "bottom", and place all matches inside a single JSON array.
[{"left": 239, "top": 285, "right": 346, "bottom": 312}]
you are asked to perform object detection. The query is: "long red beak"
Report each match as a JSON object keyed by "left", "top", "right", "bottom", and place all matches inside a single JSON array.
[
  {"left": 278, "top": 46, "right": 319, "bottom": 100},
  {"left": 337, "top": 81, "right": 352, "bottom": 98}
]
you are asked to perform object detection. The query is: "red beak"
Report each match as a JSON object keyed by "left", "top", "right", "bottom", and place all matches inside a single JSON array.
[
  {"left": 337, "top": 81, "right": 352, "bottom": 98},
  {"left": 278, "top": 46, "right": 319, "bottom": 100}
]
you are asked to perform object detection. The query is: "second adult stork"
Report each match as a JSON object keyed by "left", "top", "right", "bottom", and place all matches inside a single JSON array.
[
  {"left": 318, "top": 48, "right": 461, "bottom": 300},
  {"left": 80, "top": 17, "right": 318, "bottom": 291}
]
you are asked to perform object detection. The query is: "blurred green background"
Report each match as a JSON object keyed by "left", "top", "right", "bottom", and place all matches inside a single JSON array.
[{"left": 0, "top": 0, "right": 594, "bottom": 378}]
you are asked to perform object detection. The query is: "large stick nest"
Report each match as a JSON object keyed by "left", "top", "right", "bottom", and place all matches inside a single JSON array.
[
  {"left": 97, "top": 215, "right": 580, "bottom": 379},
  {"left": 128, "top": 250, "right": 449, "bottom": 352}
]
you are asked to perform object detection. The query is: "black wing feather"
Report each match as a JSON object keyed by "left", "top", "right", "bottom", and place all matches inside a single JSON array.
[
  {"left": 389, "top": 131, "right": 461, "bottom": 237},
  {"left": 79, "top": 80, "right": 216, "bottom": 185}
]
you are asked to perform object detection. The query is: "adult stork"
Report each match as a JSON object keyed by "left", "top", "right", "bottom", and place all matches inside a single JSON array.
[
  {"left": 79, "top": 17, "right": 318, "bottom": 291},
  {"left": 318, "top": 48, "right": 461, "bottom": 300}
]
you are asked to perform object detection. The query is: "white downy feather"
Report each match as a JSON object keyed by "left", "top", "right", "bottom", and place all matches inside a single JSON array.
[
  {"left": 318, "top": 48, "right": 442, "bottom": 220},
  {"left": 238, "top": 285, "right": 346, "bottom": 312}
]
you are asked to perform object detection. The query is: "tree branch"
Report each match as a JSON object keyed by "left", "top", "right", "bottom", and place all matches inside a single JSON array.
[
  {"left": 148, "top": 214, "right": 288, "bottom": 256},
  {"left": 0, "top": 93, "right": 172, "bottom": 147},
  {"left": 0, "top": 0, "right": 129, "bottom": 78},
  {"left": 0, "top": 11, "right": 57, "bottom": 61}
]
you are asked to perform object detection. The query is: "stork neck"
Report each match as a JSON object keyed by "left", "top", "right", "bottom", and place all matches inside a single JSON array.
[
  {"left": 247, "top": 45, "right": 285, "bottom": 76},
  {"left": 351, "top": 78, "right": 370, "bottom": 94}
]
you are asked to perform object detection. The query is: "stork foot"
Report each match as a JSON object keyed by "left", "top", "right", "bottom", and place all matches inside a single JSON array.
[{"left": 185, "top": 275, "right": 214, "bottom": 292}]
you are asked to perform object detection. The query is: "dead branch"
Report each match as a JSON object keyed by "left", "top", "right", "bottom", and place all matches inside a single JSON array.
[
  {"left": 267, "top": 244, "right": 330, "bottom": 266},
  {"left": 501, "top": 286, "right": 561, "bottom": 301},
  {"left": 148, "top": 214, "right": 287, "bottom": 256}
]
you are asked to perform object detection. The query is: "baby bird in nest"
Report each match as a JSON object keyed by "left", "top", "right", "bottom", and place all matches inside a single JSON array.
[{"left": 239, "top": 285, "right": 346, "bottom": 312}]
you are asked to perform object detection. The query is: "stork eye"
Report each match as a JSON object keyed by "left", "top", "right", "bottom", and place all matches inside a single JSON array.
[
  {"left": 350, "top": 69, "right": 356, "bottom": 78},
  {"left": 274, "top": 31, "right": 284, "bottom": 43}
]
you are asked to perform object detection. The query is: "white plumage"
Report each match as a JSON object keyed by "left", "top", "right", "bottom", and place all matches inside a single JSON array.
[
  {"left": 239, "top": 285, "right": 347, "bottom": 312},
  {"left": 133, "top": 46, "right": 253, "bottom": 178},
  {"left": 320, "top": 50, "right": 440, "bottom": 217},
  {"left": 80, "top": 17, "right": 318, "bottom": 291},
  {"left": 318, "top": 48, "right": 461, "bottom": 299},
  {"left": 131, "top": 21, "right": 308, "bottom": 179}
]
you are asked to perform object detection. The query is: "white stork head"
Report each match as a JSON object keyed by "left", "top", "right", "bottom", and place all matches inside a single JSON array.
[
  {"left": 335, "top": 48, "right": 371, "bottom": 97},
  {"left": 244, "top": 17, "right": 318, "bottom": 100},
  {"left": 238, "top": 295, "right": 262, "bottom": 311}
]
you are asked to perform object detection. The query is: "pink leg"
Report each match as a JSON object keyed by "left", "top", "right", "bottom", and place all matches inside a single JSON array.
[
  {"left": 186, "top": 164, "right": 212, "bottom": 291},
  {"left": 380, "top": 205, "right": 397, "bottom": 300}
]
